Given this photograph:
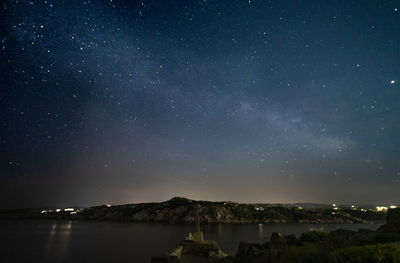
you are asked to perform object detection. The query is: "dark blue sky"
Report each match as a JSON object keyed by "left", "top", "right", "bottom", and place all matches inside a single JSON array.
[{"left": 1, "top": 0, "right": 399, "bottom": 208}]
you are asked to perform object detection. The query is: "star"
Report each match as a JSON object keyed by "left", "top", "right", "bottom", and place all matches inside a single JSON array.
[{"left": 1, "top": 0, "right": 399, "bottom": 208}]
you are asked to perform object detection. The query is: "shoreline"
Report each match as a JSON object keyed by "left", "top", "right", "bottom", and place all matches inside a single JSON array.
[
  {"left": 0, "top": 197, "right": 386, "bottom": 225},
  {"left": 0, "top": 217, "right": 385, "bottom": 225}
]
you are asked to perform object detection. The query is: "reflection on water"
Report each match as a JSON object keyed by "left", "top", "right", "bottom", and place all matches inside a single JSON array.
[
  {"left": 258, "top": 223, "right": 264, "bottom": 240},
  {"left": 0, "top": 219, "right": 384, "bottom": 263},
  {"left": 307, "top": 226, "right": 327, "bottom": 232},
  {"left": 43, "top": 221, "right": 72, "bottom": 262}
]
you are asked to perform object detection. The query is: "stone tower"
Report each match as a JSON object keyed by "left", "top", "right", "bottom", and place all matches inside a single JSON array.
[{"left": 193, "top": 204, "right": 205, "bottom": 243}]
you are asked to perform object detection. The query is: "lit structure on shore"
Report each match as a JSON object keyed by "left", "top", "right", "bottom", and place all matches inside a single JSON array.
[
  {"left": 151, "top": 204, "right": 228, "bottom": 262},
  {"left": 376, "top": 206, "right": 389, "bottom": 212}
]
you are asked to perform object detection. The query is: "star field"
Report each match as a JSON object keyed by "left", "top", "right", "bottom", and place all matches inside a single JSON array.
[{"left": 0, "top": 0, "right": 399, "bottom": 208}]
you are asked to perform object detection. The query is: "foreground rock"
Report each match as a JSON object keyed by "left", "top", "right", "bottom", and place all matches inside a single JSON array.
[
  {"left": 152, "top": 239, "right": 229, "bottom": 263},
  {"left": 226, "top": 208, "right": 400, "bottom": 263},
  {"left": 378, "top": 207, "right": 400, "bottom": 233},
  {"left": 152, "top": 205, "right": 229, "bottom": 263}
]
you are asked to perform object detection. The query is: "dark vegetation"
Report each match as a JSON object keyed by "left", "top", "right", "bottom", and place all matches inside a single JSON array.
[{"left": 227, "top": 208, "right": 400, "bottom": 263}]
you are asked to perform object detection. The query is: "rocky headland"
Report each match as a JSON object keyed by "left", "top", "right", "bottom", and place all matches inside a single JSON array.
[{"left": 0, "top": 197, "right": 385, "bottom": 224}]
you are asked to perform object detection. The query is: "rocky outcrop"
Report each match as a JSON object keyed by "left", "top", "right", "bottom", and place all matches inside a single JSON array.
[
  {"left": 151, "top": 238, "right": 229, "bottom": 263},
  {"left": 386, "top": 208, "right": 400, "bottom": 225},
  {"left": 235, "top": 242, "right": 264, "bottom": 258},
  {"left": 377, "top": 208, "right": 400, "bottom": 233}
]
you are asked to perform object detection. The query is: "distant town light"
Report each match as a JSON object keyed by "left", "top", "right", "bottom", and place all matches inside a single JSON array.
[
  {"left": 361, "top": 209, "right": 367, "bottom": 212},
  {"left": 56, "top": 209, "right": 61, "bottom": 212},
  {"left": 390, "top": 205, "right": 398, "bottom": 209},
  {"left": 376, "top": 206, "right": 388, "bottom": 212},
  {"left": 106, "top": 204, "right": 111, "bottom": 207},
  {"left": 41, "top": 210, "right": 47, "bottom": 214},
  {"left": 332, "top": 204, "right": 336, "bottom": 207},
  {"left": 70, "top": 211, "right": 77, "bottom": 215},
  {"left": 64, "top": 208, "right": 74, "bottom": 212}
]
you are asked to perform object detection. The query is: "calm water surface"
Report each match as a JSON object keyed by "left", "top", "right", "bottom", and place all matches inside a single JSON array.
[{"left": 0, "top": 219, "right": 384, "bottom": 263}]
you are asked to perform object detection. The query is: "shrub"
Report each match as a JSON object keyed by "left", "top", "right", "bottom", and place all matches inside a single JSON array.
[
  {"left": 329, "top": 244, "right": 400, "bottom": 263},
  {"left": 300, "top": 231, "right": 329, "bottom": 243}
]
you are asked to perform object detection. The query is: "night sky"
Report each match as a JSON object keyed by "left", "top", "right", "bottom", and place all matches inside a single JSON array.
[{"left": 1, "top": 0, "right": 399, "bottom": 208}]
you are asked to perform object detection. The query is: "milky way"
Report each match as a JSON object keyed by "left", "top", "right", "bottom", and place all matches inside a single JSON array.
[{"left": 1, "top": 0, "right": 399, "bottom": 208}]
